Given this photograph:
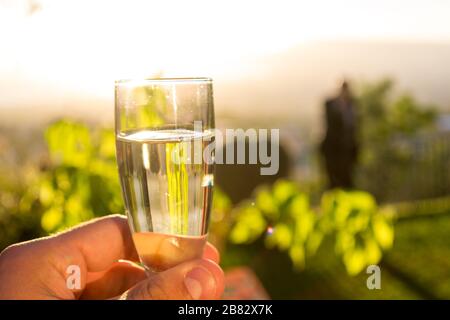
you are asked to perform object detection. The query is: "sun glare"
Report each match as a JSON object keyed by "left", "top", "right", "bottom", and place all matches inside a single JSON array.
[{"left": 1, "top": 0, "right": 450, "bottom": 108}]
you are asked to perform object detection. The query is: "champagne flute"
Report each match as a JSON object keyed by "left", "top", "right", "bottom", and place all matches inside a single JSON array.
[{"left": 115, "top": 78, "right": 215, "bottom": 273}]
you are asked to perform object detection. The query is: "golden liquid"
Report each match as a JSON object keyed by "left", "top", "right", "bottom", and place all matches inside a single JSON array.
[
  {"left": 116, "top": 129, "right": 214, "bottom": 271},
  {"left": 133, "top": 232, "right": 207, "bottom": 272}
]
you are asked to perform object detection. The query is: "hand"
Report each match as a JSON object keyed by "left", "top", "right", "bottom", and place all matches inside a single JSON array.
[{"left": 0, "top": 215, "right": 224, "bottom": 300}]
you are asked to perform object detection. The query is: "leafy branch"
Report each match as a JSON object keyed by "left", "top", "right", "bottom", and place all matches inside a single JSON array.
[{"left": 228, "top": 180, "right": 395, "bottom": 275}]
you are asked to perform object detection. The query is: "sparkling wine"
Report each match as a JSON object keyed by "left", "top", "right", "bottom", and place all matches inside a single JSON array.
[
  {"left": 132, "top": 232, "right": 207, "bottom": 272},
  {"left": 116, "top": 129, "right": 214, "bottom": 271}
]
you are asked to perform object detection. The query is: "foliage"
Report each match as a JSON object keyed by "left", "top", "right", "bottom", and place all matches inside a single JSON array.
[
  {"left": 356, "top": 79, "right": 436, "bottom": 141},
  {"left": 225, "top": 210, "right": 450, "bottom": 299},
  {"left": 118, "top": 85, "right": 166, "bottom": 131},
  {"left": 208, "top": 186, "right": 234, "bottom": 248},
  {"left": 24, "top": 120, "right": 123, "bottom": 233},
  {"left": 355, "top": 79, "right": 441, "bottom": 202},
  {"left": 0, "top": 165, "right": 43, "bottom": 249},
  {"left": 228, "top": 179, "right": 395, "bottom": 275}
]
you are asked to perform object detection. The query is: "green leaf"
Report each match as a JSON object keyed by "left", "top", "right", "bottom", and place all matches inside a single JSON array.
[
  {"left": 306, "top": 230, "right": 323, "bottom": 255},
  {"left": 373, "top": 215, "right": 394, "bottom": 249},
  {"left": 365, "top": 238, "right": 382, "bottom": 265},
  {"left": 346, "top": 209, "right": 370, "bottom": 234},
  {"left": 41, "top": 207, "right": 63, "bottom": 232},
  {"left": 229, "top": 224, "right": 250, "bottom": 244},
  {"left": 273, "top": 179, "right": 298, "bottom": 204},
  {"left": 255, "top": 188, "right": 278, "bottom": 220},
  {"left": 39, "top": 179, "right": 55, "bottom": 206},
  {"left": 347, "top": 191, "right": 376, "bottom": 211},
  {"left": 229, "top": 206, "right": 267, "bottom": 244},
  {"left": 45, "top": 120, "right": 92, "bottom": 168},
  {"left": 99, "top": 129, "right": 117, "bottom": 159},
  {"left": 335, "top": 230, "right": 355, "bottom": 255},
  {"left": 295, "top": 210, "right": 314, "bottom": 242},
  {"left": 320, "top": 190, "right": 338, "bottom": 215},
  {"left": 343, "top": 248, "right": 366, "bottom": 275},
  {"left": 289, "top": 245, "right": 305, "bottom": 270},
  {"left": 289, "top": 194, "right": 309, "bottom": 218},
  {"left": 265, "top": 223, "right": 292, "bottom": 250}
]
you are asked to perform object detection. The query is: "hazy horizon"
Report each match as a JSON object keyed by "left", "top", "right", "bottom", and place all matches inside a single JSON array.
[{"left": 2, "top": 39, "right": 450, "bottom": 129}]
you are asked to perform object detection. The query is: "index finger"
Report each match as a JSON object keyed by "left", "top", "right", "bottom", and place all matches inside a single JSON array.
[{"left": 55, "top": 214, "right": 138, "bottom": 272}]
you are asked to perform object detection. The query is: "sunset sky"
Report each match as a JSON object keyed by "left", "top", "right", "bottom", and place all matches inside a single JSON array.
[{"left": 1, "top": 0, "right": 450, "bottom": 117}]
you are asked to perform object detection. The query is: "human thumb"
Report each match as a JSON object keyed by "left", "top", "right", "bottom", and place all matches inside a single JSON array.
[{"left": 120, "top": 259, "right": 224, "bottom": 300}]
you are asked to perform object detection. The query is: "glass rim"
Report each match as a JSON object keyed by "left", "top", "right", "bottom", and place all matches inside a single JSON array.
[{"left": 115, "top": 77, "right": 213, "bottom": 86}]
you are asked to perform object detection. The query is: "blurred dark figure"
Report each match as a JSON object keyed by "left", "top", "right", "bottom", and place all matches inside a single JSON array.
[{"left": 320, "top": 81, "right": 359, "bottom": 189}]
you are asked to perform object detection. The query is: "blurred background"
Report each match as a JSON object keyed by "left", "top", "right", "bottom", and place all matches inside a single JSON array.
[{"left": 1, "top": 0, "right": 450, "bottom": 299}]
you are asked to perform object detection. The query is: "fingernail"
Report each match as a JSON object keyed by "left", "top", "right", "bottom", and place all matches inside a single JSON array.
[{"left": 184, "top": 267, "right": 216, "bottom": 300}]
